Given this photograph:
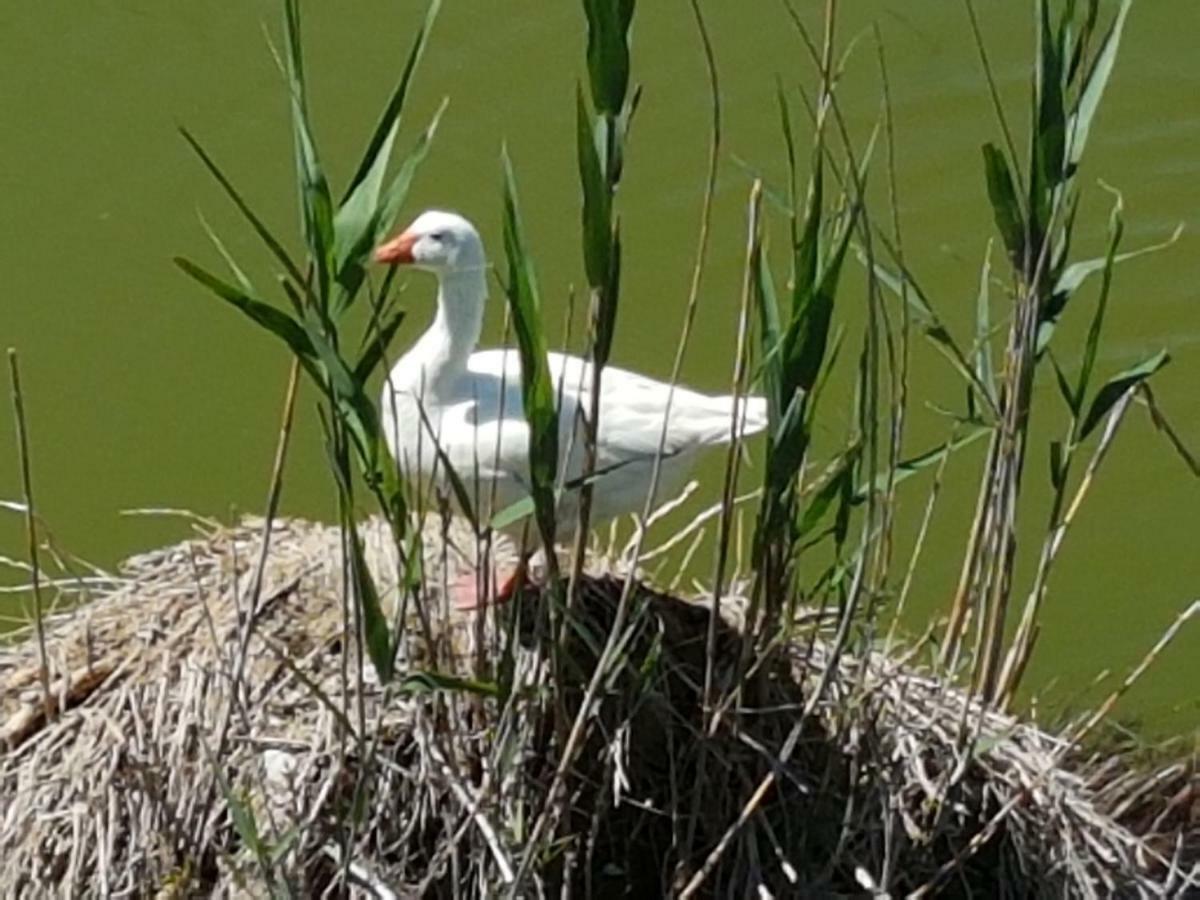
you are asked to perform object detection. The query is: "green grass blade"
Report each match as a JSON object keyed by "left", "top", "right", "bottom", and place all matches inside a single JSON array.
[
  {"left": 1052, "top": 222, "right": 1183, "bottom": 299},
  {"left": 1073, "top": 190, "right": 1124, "bottom": 411},
  {"left": 1067, "top": 0, "right": 1132, "bottom": 168},
  {"left": 333, "top": 1, "right": 443, "bottom": 312},
  {"left": 354, "top": 308, "right": 407, "bottom": 383},
  {"left": 973, "top": 241, "right": 997, "bottom": 406},
  {"left": 500, "top": 147, "right": 559, "bottom": 549},
  {"left": 375, "top": 99, "right": 449, "bottom": 250},
  {"left": 982, "top": 142, "right": 1025, "bottom": 264},
  {"left": 1030, "top": 0, "right": 1067, "bottom": 237},
  {"left": 1049, "top": 350, "right": 1078, "bottom": 415},
  {"left": 175, "top": 257, "right": 317, "bottom": 369},
  {"left": 282, "top": 0, "right": 335, "bottom": 302},
  {"left": 853, "top": 426, "right": 991, "bottom": 503},
  {"left": 576, "top": 83, "right": 612, "bottom": 291},
  {"left": 788, "top": 203, "right": 857, "bottom": 395},
  {"left": 582, "top": 0, "right": 634, "bottom": 117},
  {"left": 342, "top": 0, "right": 442, "bottom": 201},
  {"left": 798, "top": 446, "right": 858, "bottom": 540},
  {"left": 490, "top": 495, "right": 535, "bottom": 532},
  {"left": 346, "top": 515, "right": 394, "bottom": 682},
  {"left": 179, "top": 128, "right": 307, "bottom": 291},
  {"left": 792, "top": 155, "right": 823, "bottom": 319},
  {"left": 1080, "top": 350, "right": 1169, "bottom": 441},
  {"left": 332, "top": 98, "right": 447, "bottom": 317}
]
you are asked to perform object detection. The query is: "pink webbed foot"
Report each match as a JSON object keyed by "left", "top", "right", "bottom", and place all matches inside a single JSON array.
[{"left": 450, "top": 558, "right": 530, "bottom": 611}]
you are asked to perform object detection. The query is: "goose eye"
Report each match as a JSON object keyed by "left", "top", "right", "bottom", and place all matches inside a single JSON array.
[{"left": 430, "top": 231, "right": 448, "bottom": 243}]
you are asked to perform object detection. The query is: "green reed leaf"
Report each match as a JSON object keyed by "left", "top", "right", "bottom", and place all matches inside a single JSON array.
[
  {"left": 576, "top": 84, "right": 612, "bottom": 291},
  {"left": 375, "top": 99, "right": 449, "bottom": 252},
  {"left": 798, "top": 445, "right": 858, "bottom": 540},
  {"left": 354, "top": 308, "right": 406, "bottom": 384},
  {"left": 982, "top": 142, "right": 1024, "bottom": 264},
  {"left": 1049, "top": 439, "right": 1066, "bottom": 491},
  {"left": 1052, "top": 222, "right": 1183, "bottom": 300},
  {"left": 788, "top": 205, "right": 856, "bottom": 395},
  {"left": 1074, "top": 189, "right": 1124, "bottom": 411},
  {"left": 582, "top": 0, "right": 635, "bottom": 117},
  {"left": 342, "top": 0, "right": 441, "bottom": 201},
  {"left": 853, "top": 426, "right": 991, "bottom": 503},
  {"left": 501, "top": 147, "right": 559, "bottom": 549},
  {"left": 179, "top": 128, "right": 307, "bottom": 291},
  {"left": 1080, "top": 350, "right": 1169, "bottom": 441},
  {"left": 792, "top": 154, "right": 823, "bottom": 319},
  {"left": 973, "top": 241, "right": 997, "bottom": 406},
  {"left": 1030, "top": 0, "right": 1066, "bottom": 239},
  {"left": 346, "top": 515, "right": 393, "bottom": 682},
  {"left": 175, "top": 257, "right": 318, "bottom": 369},
  {"left": 282, "top": 0, "right": 335, "bottom": 303},
  {"left": 1067, "top": 0, "right": 1132, "bottom": 169}
]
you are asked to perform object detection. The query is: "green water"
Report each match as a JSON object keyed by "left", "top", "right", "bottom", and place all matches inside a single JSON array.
[{"left": 2, "top": 2, "right": 1197, "bottom": 731}]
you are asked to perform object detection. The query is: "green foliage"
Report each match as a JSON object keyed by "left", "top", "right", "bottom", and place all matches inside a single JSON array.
[
  {"left": 581, "top": 0, "right": 635, "bottom": 117},
  {"left": 500, "top": 149, "right": 559, "bottom": 552},
  {"left": 175, "top": 0, "right": 444, "bottom": 684}
]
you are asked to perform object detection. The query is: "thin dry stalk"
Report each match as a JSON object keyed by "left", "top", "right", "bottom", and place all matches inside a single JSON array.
[{"left": 6, "top": 349, "right": 51, "bottom": 722}]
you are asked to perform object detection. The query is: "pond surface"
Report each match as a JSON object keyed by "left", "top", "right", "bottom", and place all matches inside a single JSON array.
[{"left": 2, "top": 2, "right": 1197, "bottom": 732}]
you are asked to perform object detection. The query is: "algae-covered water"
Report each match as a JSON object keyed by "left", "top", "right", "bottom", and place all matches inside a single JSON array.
[{"left": 1, "top": 2, "right": 1197, "bottom": 731}]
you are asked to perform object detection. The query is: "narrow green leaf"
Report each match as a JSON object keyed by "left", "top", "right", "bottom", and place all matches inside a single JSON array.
[
  {"left": 776, "top": 79, "right": 799, "bottom": 248},
  {"left": 333, "top": 9, "right": 445, "bottom": 312},
  {"left": 374, "top": 99, "right": 449, "bottom": 252},
  {"left": 788, "top": 202, "right": 857, "bottom": 395},
  {"left": 490, "top": 495, "right": 534, "bottom": 532},
  {"left": 868, "top": 253, "right": 998, "bottom": 418},
  {"left": 501, "top": 147, "right": 559, "bottom": 549},
  {"left": 179, "top": 128, "right": 307, "bottom": 291},
  {"left": 282, "top": 0, "right": 335, "bottom": 301},
  {"left": 973, "top": 241, "right": 997, "bottom": 406},
  {"left": 798, "top": 446, "right": 857, "bottom": 539},
  {"left": 1080, "top": 350, "right": 1169, "bottom": 440},
  {"left": 1067, "top": 0, "right": 1132, "bottom": 168},
  {"left": 1074, "top": 189, "right": 1124, "bottom": 411},
  {"left": 753, "top": 236, "right": 782, "bottom": 421},
  {"left": 342, "top": 0, "right": 442, "bottom": 200},
  {"left": 576, "top": 84, "right": 612, "bottom": 291},
  {"left": 354, "top": 308, "right": 406, "bottom": 383},
  {"left": 346, "top": 516, "right": 393, "bottom": 682},
  {"left": 792, "top": 154, "right": 823, "bottom": 318},
  {"left": 1030, "top": 0, "right": 1067, "bottom": 237},
  {"left": 1049, "top": 440, "right": 1065, "bottom": 491},
  {"left": 1052, "top": 223, "right": 1183, "bottom": 299},
  {"left": 981, "top": 142, "right": 1025, "bottom": 263},
  {"left": 594, "top": 224, "right": 621, "bottom": 369},
  {"left": 175, "top": 257, "right": 317, "bottom": 367},
  {"left": 853, "top": 426, "right": 991, "bottom": 503},
  {"left": 1049, "top": 350, "right": 1078, "bottom": 415},
  {"left": 582, "top": 0, "right": 634, "bottom": 116}
]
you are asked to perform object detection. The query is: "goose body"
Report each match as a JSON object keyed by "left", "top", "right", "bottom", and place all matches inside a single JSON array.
[{"left": 375, "top": 210, "right": 767, "bottom": 538}]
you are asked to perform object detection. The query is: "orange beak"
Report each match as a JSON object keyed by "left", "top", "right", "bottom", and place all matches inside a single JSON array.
[{"left": 374, "top": 230, "right": 418, "bottom": 265}]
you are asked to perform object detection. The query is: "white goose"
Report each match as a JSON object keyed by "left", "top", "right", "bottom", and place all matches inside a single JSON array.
[{"left": 374, "top": 210, "right": 767, "bottom": 599}]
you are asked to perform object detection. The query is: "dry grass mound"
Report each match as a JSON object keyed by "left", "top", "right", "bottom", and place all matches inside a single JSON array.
[{"left": 1, "top": 515, "right": 1196, "bottom": 897}]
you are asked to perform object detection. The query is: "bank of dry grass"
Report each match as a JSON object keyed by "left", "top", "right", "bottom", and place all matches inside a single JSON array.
[{"left": 2, "top": 514, "right": 1196, "bottom": 897}]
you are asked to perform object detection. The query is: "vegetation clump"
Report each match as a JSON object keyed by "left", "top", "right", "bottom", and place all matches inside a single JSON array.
[{"left": 1, "top": 515, "right": 1196, "bottom": 896}]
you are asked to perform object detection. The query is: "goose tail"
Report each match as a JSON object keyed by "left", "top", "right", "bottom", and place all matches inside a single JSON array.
[{"left": 737, "top": 394, "right": 769, "bottom": 437}]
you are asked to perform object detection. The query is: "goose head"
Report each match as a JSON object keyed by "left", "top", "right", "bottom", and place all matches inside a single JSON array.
[{"left": 373, "top": 209, "right": 484, "bottom": 274}]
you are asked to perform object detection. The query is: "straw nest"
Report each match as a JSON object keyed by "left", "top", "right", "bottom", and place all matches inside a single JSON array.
[{"left": 2, "top": 514, "right": 1196, "bottom": 898}]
